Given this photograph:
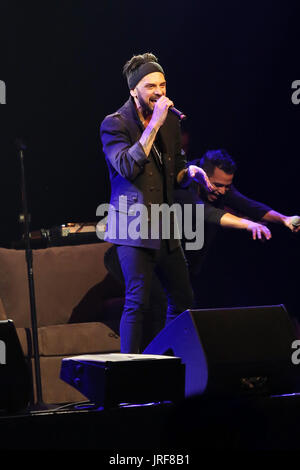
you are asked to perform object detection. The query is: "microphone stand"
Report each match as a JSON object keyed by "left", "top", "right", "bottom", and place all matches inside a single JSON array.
[{"left": 17, "top": 139, "right": 45, "bottom": 410}]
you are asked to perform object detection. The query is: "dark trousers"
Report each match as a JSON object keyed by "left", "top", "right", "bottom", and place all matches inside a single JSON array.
[{"left": 116, "top": 241, "right": 194, "bottom": 353}]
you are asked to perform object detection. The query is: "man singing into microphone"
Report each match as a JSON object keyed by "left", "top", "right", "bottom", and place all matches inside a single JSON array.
[{"left": 100, "top": 52, "right": 210, "bottom": 353}]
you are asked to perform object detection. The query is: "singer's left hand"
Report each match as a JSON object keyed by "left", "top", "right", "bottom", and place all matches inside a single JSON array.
[{"left": 188, "top": 165, "right": 214, "bottom": 192}]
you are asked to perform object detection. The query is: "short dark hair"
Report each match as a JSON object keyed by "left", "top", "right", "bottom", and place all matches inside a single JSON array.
[
  {"left": 199, "top": 149, "right": 237, "bottom": 176},
  {"left": 123, "top": 52, "right": 159, "bottom": 79}
]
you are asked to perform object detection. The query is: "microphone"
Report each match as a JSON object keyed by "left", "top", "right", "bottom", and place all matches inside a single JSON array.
[
  {"left": 291, "top": 215, "right": 300, "bottom": 227},
  {"left": 169, "top": 106, "right": 187, "bottom": 120}
]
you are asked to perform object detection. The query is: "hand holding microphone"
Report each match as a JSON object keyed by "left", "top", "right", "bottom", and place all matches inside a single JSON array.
[
  {"left": 151, "top": 96, "right": 187, "bottom": 129},
  {"left": 151, "top": 96, "right": 174, "bottom": 128},
  {"left": 291, "top": 215, "right": 300, "bottom": 227},
  {"left": 284, "top": 215, "right": 300, "bottom": 232}
]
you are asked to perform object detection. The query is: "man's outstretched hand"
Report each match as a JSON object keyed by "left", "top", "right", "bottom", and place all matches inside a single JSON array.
[
  {"left": 188, "top": 165, "right": 214, "bottom": 193},
  {"left": 246, "top": 221, "right": 272, "bottom": 240}
]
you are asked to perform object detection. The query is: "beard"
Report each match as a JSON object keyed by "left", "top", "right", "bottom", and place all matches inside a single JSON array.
[{"left": 135, "top": 89, "right": 154, "bottom": 117}]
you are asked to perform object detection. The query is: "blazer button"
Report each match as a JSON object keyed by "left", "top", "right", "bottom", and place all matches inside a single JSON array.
[
  {"left": 149, "top": 171, "right": 153, "bottom": 176},
  {"left": 149, "top": 186, "right": 154, "bottom": 191}
]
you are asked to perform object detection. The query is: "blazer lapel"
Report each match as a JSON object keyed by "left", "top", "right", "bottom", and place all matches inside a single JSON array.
[
  {"left": 158, "top": 117, "right": 170, "bottom": 158},
  {"left": 119, "top": 97, "right": 144, "bottom": 141}
]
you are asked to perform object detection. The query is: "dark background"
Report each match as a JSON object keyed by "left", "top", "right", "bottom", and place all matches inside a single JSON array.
[{"left": 0, "top": 1, "right": 299, "bottom": 318}]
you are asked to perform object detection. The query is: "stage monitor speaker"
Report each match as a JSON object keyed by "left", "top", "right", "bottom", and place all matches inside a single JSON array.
[
  {"left": 143, "top": 304, "right": 300, "bottom": 398},
  {"left": 60, "top": 353, "right": 185, "bottom": 408},
  {"left": 0, "top": 320, "right": 31, "bottom": 412}
]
